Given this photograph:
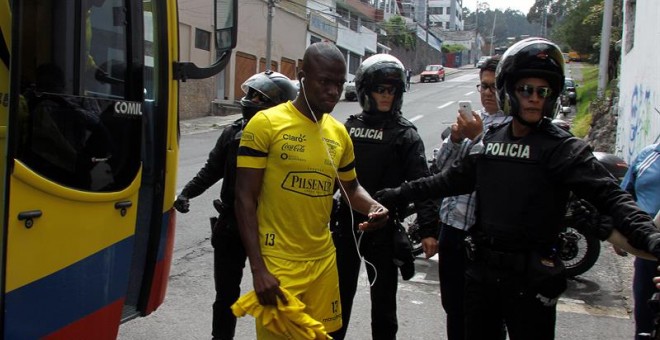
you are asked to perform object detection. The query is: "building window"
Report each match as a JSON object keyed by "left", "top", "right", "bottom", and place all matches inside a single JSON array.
[
  {"left": 349, "top": 52, "right": 360, "bottom": 75},
  {"left": 195, "top": 28, "right": 211, "bottom": 51},
  {"left": 624, "top": 0, "right": 636, "bottom": 54},
  {"left": 439, "top": 7, "right": 443, "bottom": 14},
  {"left": 445, "top": 22, "right": 450, "bottom": 29}
]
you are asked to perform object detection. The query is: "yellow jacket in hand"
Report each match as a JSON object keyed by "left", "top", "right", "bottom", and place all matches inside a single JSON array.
[{"left": 231, "top": 287, "right": 332, "bottom": 340}]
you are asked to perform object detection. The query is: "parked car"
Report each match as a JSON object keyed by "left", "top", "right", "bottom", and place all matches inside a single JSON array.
[
  {"left": 476, "top": 56, "right": 491, "bottom": 68},
  {"left": 563, "top": 78, "right": 577, "bottom": 105},
  {"left": 344, "top": 80, "right": 357, "bottom": 101},
  {"left": 420, "top": 64, "right": 445, "bottom": 82}
]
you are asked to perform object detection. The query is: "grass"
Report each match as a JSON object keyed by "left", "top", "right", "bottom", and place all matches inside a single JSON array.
[{"left": 571, "top": 65, "right": 599, "bottom": 137}]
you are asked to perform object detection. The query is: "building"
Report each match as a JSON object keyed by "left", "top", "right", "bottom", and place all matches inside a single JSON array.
[
  {"left": 616, "top": 0, "right": 660, "bottom": 162},
  {"left": 177, "top": 0, "right": 442, "bottom": 118},
  {"left": 428, "top": 0, "right": 464, "bottom": 30}
]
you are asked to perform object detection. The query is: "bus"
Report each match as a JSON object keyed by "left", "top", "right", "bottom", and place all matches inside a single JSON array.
[{"left": 0, "top": 0, "right": 236, "bottom": 338}]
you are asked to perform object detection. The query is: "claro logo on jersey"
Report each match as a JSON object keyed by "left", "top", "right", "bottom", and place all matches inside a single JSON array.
[
  {"left": 484, "top": 142, "right": 530, "bottom": 159},
  {"left": 348, "top": 127, "right": 383, "bottom": 140},
  {"left": 282, "top": 171, "right": 334, "bottom": 197},
  {"left": 283, "top": 133, "right": 306, "bottom": 142},
  {"left": 114, "top": 101, "right": 142, "bottom": 116}
]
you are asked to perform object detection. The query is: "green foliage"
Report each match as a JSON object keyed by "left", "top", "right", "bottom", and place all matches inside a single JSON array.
[
  {"left": 527, "top": 0, "right": 579, "bottom": 29},
  {"left": 441, "top": 44, "right": 466, "bottom": 53},
  {"left": 572, "top": 65, "right": 599, "bottom": 137},
  {"left": 547, "top": 0, "right": 622, "bottom": 61},
  {"left": 463, "top": 9, "right": 543, "bottom": 49},
  {"left": 378, "top": 16, "right": 415, "bottom": 50}
]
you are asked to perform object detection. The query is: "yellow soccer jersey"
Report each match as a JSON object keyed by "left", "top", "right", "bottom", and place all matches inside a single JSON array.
[{"left": 238, "top": 102, "right": 357, "bottom": 260}]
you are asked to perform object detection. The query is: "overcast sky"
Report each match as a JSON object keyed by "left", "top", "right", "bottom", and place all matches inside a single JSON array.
[{"left": 463, "top": 0, "right": 536, "bottom": 14}]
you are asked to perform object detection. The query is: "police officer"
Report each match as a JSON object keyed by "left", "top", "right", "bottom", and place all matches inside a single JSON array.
[
  {"left": 330, "top": 54, "right": 439, "bottom": 340},
  {"left": 374, "top": 38, "right": 660, "bottom": 340},
  {"left": 173, "top": 71, "right": 297, "bottom": 340}
]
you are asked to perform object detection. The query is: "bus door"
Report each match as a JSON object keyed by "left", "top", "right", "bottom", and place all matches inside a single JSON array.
[
  {"left": 0, "top": 0, "right": 11, "bottom": 336},
  {"left": 3, "top": 0, "right": 144, "bottom": 337}
]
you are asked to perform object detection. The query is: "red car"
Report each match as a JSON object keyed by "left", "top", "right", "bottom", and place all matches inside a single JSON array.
[{"left": 420, "top": 64, "right": 446, "bottom": 82}]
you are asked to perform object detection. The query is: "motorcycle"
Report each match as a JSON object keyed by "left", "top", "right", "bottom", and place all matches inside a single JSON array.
[{"left": 402, "top": 148, "right": 629, "bottom": 278}]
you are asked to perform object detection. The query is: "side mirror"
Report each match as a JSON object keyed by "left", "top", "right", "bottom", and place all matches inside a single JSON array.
[
  {"left": 215, "top": 0, "right": 237, "bottom": 52},
  {"left": 174, "top": 0, "right": 238, "bottom": 80}
]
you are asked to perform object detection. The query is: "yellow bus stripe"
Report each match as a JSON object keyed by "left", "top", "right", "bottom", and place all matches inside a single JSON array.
[{"left": 6, "top": 161, "right": 141, "bottom": 291}]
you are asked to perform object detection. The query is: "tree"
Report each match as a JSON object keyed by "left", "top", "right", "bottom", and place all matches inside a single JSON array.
[
  {"left": 441, "top": 44, "right": 467, "bottom": 53},
  {"left": 378, "top": 16, "right": 415, "bottom": 50},
  {"left": 527, "top": 0, "right": 579, "bottom": 29},
  {"left": 463, "top": 8, "right": 542, "bottom": 48}
]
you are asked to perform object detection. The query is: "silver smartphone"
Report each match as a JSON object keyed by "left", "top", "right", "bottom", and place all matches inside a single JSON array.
[{"left": 458, "top": 100, "right": 475, "bottom": 122}]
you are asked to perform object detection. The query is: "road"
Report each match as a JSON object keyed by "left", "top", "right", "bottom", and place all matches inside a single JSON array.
[{"left": 119, "top": 67, "right": 639, "bottom": 339}]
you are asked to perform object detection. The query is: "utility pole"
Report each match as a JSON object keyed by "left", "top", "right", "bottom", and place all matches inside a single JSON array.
[
  {"left": 266, "top": 0, "right": 275, "bottom": 71},
  {"left": 597, "top": 0, "right": 614, "bottom": 97},
  {"left": 474, "top": 2, "right": 489, "bottom": 61},
  {"left": 474, "top": 1, "right": 479, "bottom": 62},
  {"left": 426, "top": 0, "right": 430, "bottom": 41},
  {"left": 541, "top": 0, "right": 547, "bottom": 37},
  {"left": 490, "top": 11, "right": 497, "bottom": 56}
]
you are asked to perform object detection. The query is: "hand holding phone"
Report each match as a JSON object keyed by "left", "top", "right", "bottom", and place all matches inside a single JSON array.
[{"left": 458, "top": 100, "right": 475, "bottom": 122}]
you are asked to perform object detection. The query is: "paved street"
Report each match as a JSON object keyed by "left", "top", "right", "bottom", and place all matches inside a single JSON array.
[{"left": 120, "top": 65, "right": 641, "bottom": 339}]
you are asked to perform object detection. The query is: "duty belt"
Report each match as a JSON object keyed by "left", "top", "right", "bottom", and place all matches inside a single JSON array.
[{"left": 464, "top": 236, "right": 527, "bottom": 272}]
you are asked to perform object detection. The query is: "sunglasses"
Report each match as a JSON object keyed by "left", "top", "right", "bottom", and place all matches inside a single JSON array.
[
  {"left": 477, "top": 83, "right": 496, "bottom": 93},
  {"left": 373, "top": 85, "right": 397, "bottom": 95},
  {"left": 245, "top": 88, "right": 272, "bottom": 104},
  {"left": 515, "top": 84, "right": 552, "bottom": 98}
]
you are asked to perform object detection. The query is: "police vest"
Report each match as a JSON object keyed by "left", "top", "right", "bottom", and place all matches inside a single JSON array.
[
  {"left": 344, "top": 114, "right": 415, "bottom": 194},
  {"left": 474, "top": 122, "right": 573, "bottom": 249}
]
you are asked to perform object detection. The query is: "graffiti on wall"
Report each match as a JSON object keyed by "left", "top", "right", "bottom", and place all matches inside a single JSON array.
[{"left": 619, "top": 84, "right": 660, "bottom": 163}]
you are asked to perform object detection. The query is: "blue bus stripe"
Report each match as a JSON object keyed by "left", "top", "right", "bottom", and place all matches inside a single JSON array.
[
  {"left": 4, "top": 236, "right": 134, "bottom": 338},
  {"left": 156, "top": 210, "right": 171, "bottom": 260}
]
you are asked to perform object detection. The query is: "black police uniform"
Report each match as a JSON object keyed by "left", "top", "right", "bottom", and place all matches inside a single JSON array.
[
  {"left": 178, "top": 118, "right": 246, "bottom": 340},
  {"left": 330, "top": 113, "right": 438, "bottom": 340},
  {"left": 384, "top": 118, "right": 660, "bottom": 340}
]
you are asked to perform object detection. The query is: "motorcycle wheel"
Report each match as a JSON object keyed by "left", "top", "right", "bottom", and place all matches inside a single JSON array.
[
  {"left": 401, "top": 208, "right": 424, "bottom": 257},
  {"left": 559, "top": 226, "right": 601, "bottom": 278}
]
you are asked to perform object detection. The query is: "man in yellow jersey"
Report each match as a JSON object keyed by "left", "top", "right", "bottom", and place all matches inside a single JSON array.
[{"left": 235, "top": 42, "right": 389, "bottom": 339}]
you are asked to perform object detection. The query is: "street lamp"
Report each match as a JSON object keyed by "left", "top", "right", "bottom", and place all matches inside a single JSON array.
[{"left": 475, "top": 1, "right": 490, "bottom": 61}]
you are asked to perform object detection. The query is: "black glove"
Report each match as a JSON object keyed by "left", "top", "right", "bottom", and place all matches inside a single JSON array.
[
  {"left": 373, "top": 187, "right": 403, "bottom": 211},
  {"left": 569, "top": 199, "right": 613, "bottom": 241},
  {"left": 173, "top": 195, "right": 190, "bottom": 213}
]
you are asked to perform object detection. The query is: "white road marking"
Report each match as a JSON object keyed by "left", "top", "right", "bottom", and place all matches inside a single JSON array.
[
  {"left": 409, "top": 115, "right": 423, "bottom": 122},
  {"left": 556, "top": 297, "right": 630, "bottom": 319},
  {"left": 438, "top": 101, "right": 455, "bottom": 109},
  {"left": 447, "top": 74, "right": 480, "bottom": 82},
  {"left": 464, "top": 91, "right": 475, "bottom": 96}
]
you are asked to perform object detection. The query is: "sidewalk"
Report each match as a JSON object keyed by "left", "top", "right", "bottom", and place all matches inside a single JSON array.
[
  {"left": 180, "top": 64, "right": 475, "bottom": 135},
  {"left": 179, "top": 113, "right": 242, "bottom": 136}
]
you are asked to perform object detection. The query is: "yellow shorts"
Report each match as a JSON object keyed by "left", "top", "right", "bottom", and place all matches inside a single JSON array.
[{"left": 256, "top": 252, "right": 342, "bottom": 339}]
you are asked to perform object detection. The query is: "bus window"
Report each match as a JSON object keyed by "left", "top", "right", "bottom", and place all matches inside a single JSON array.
[{"left": 15, "top": 0, "right": 140, "bottom": 192}]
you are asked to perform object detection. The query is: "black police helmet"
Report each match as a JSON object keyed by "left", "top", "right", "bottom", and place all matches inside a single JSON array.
[
  {"left": 240, "top": 71, "right": 297, "bottom": 120},
  {"left": 496, "top": 38, "right": 565, "bottom": 125},
  {"left": 354, "top": 54, "right": 406, "bottom": 115}
]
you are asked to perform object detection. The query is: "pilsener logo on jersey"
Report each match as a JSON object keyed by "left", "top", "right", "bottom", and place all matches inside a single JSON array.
[
  {"left": 282, "top": 171, "right": 334, "bottom": 197},
  {"left": 484, "top": 142, "right": 531, "bottom": 159}
]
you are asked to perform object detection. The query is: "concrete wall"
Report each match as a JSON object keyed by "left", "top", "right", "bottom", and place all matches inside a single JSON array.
[
  {"left": 387, "top": 36, "right": 443, "bottom": 75},
  {"left": 227, "top": 1, "right": 307, "bottom": 101},
  {"left": 178, "top": 1, "right": 218, "bottom": 118},
  {"left": 616, "top": 0, "right": 660, "bottom": 162}
]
